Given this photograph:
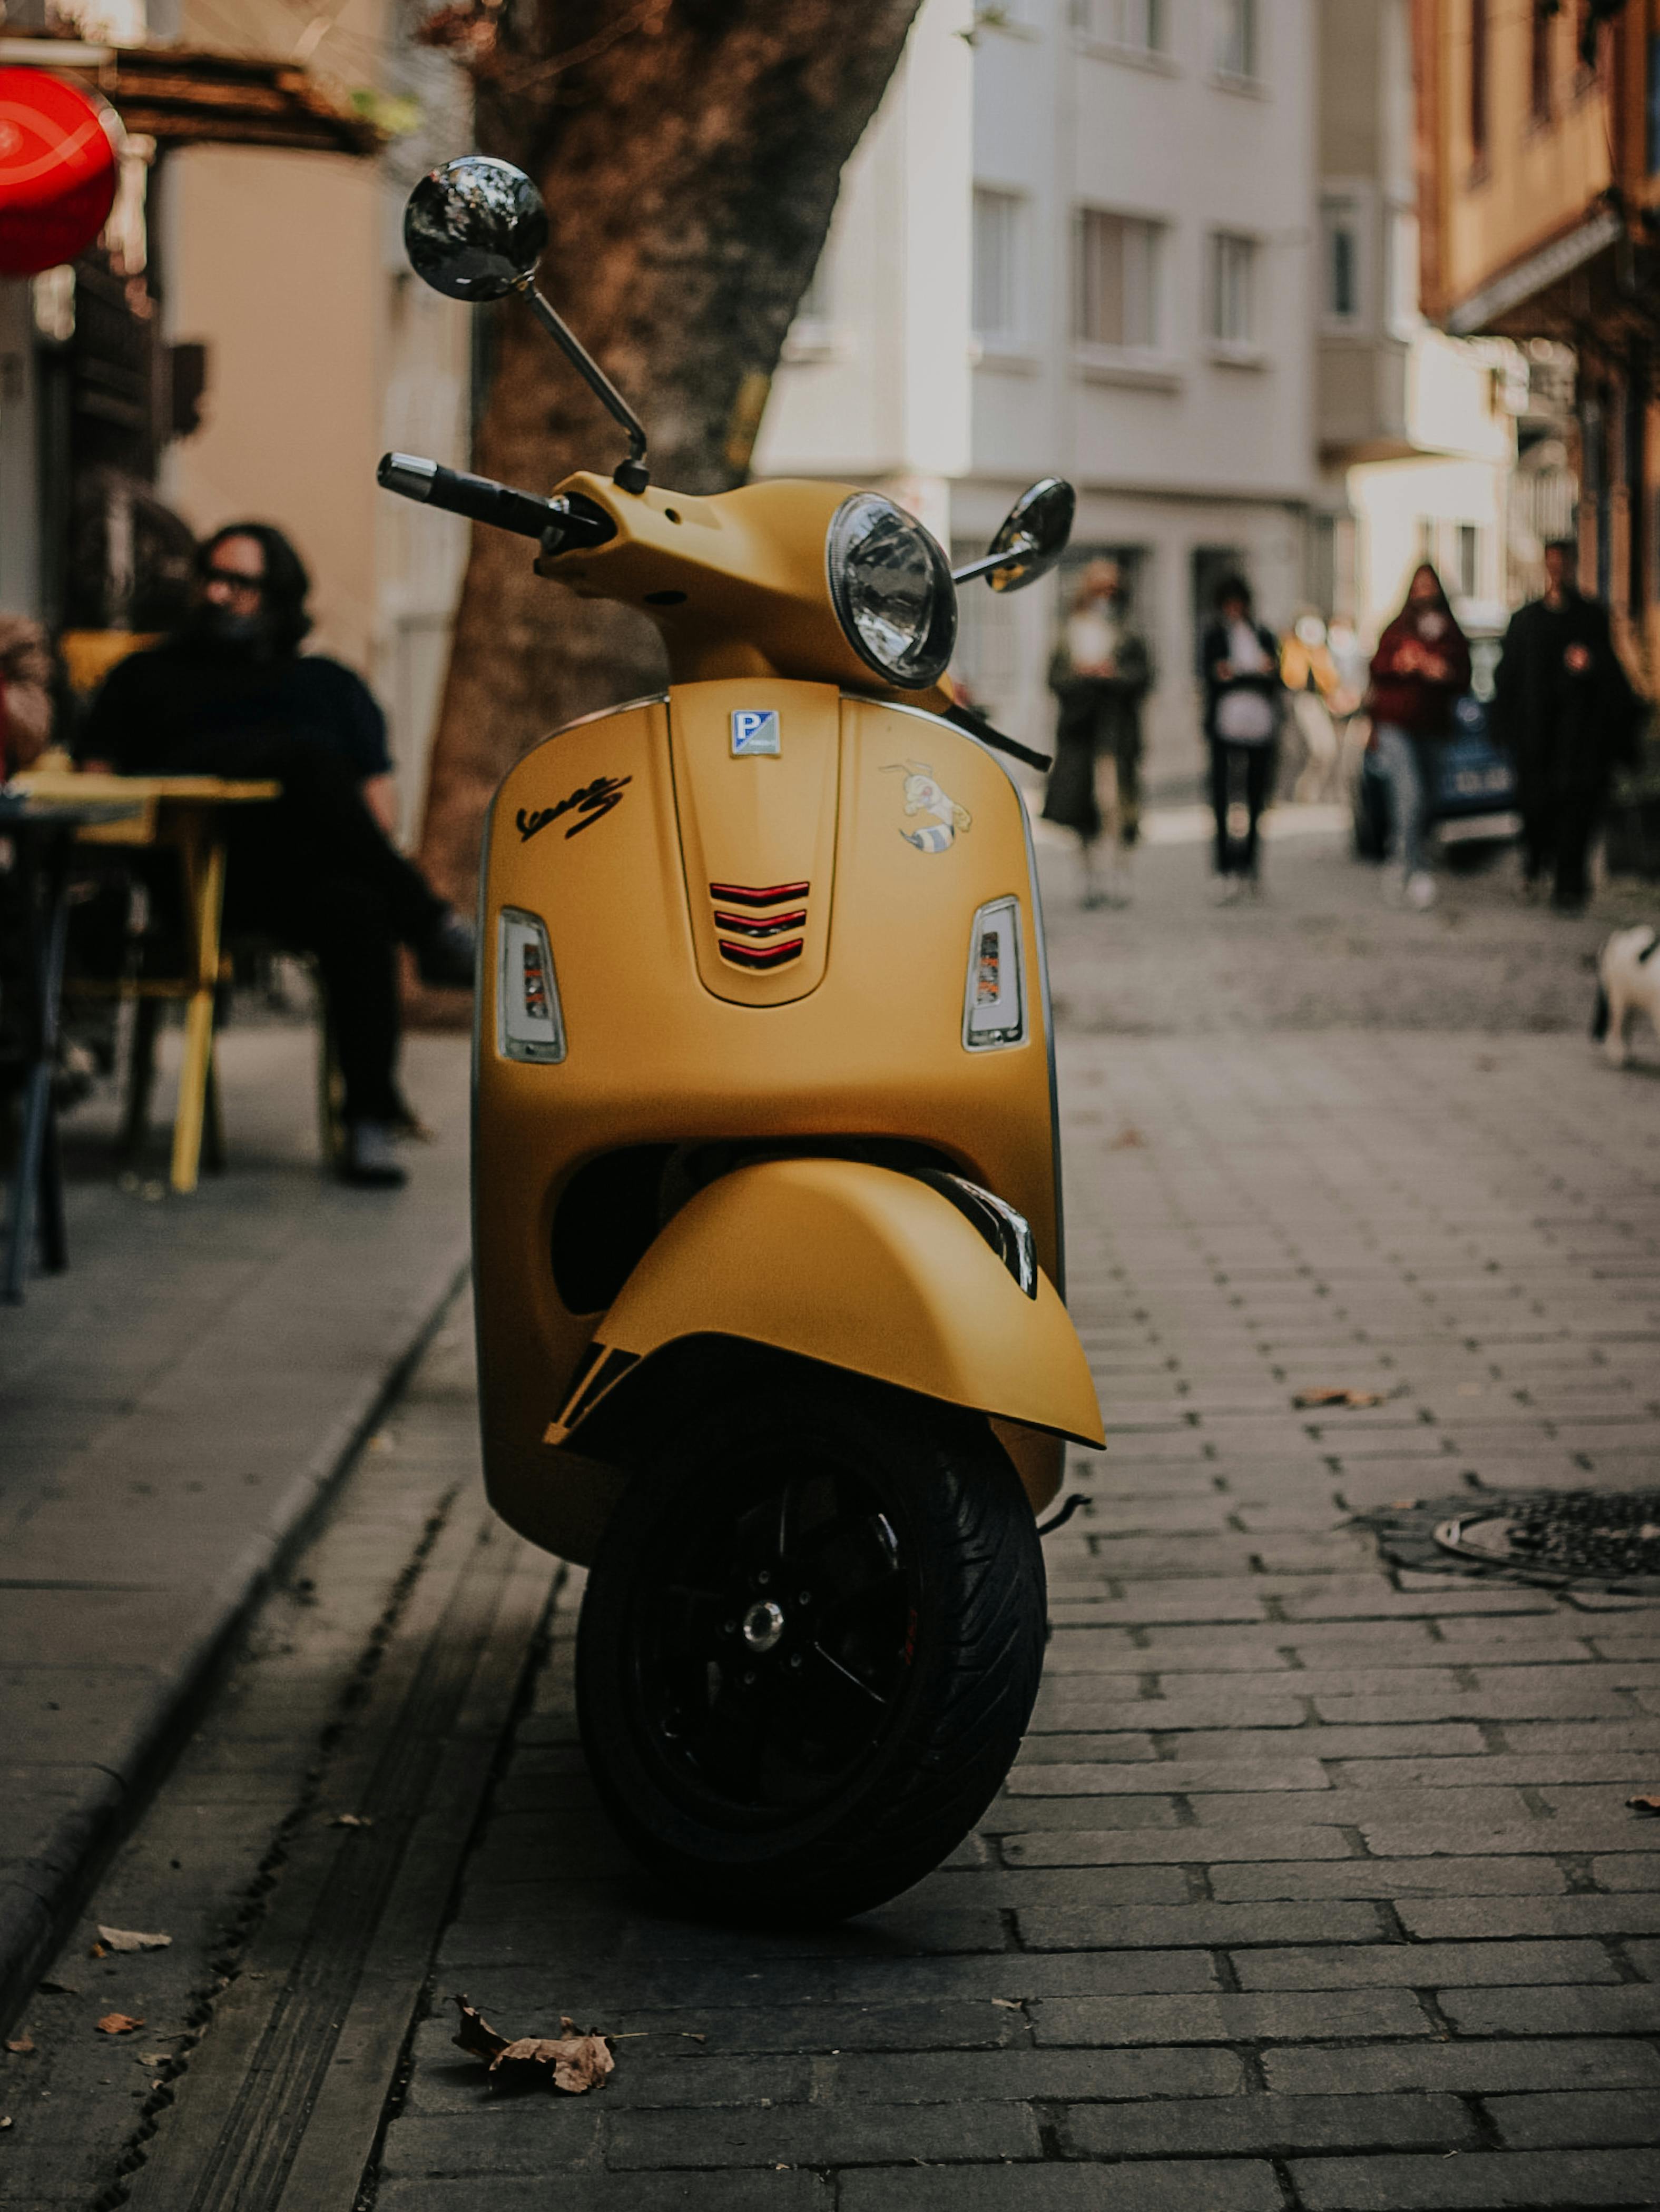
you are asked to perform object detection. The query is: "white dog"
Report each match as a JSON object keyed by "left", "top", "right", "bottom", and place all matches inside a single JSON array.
[{"left": 1592, "top": 924, "right": 1660, "bottom": 1066}]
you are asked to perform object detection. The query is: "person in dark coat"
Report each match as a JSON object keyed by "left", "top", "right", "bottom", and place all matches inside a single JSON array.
[
  {"left": 1043, "top": 560, "right": 1153, "bottom": 907},
  {"left": 1489, "top": 539, "right": 1645, "bottom": 911},
  {"left": 81, "top": 523, "right": 475, "bottom": 1188},
  {"left": 1367, "top": 562, "right": 1471, "bottom": 911},
  {"left": 1200, "top": 574, "right": 1283, "bottom": 899}
]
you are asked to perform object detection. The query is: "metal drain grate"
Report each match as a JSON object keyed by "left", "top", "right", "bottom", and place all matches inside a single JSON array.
[{"left": 1433, "top": 1491, "right": 1660, "bottom": 1583}]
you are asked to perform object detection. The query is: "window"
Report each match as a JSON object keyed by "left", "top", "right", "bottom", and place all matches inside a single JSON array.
[
  {"left": 1321, "top": 195, "right": 1364, "bottom": 325},
  {"left": 1417, "top": 517, "right": 1438, "bottom": 565},
  {"left": 1455, "top": 523, "right": 1480, "bottom": 598},
  {"left": 973, "top": 188, "right": 1024, "bottom": 342},
  {"left": 1073, "top": 0, "right": 1165, "bottom": 51},
  {"left": 1208, "top": 232, "right": 1256, "bottom": 346},
  {"left": 795, "top": 253, "right": 833, "bottom": 330},
  {"left": 1471, "top": 0, "right": 1489, "bottom": 161},
  {"left": 1215, "top": 0, "right": 1259, "bottom": 78},
  {"left": 1075, "top": 209, "right": 1163, "bottom": 350}
]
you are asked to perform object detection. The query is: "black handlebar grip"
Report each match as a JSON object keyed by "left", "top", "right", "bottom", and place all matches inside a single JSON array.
[{"left": 377, "top": 452, "right": 559, "bottom": 540}]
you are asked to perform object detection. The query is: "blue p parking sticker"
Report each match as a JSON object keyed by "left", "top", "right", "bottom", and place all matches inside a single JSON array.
[{"left": 731, "top": 708, "right": 781, "bottom": 757}]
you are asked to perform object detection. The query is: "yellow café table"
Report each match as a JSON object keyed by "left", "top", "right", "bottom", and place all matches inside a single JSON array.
[{"left": 12, "top": 768, "right": 281, "bottom": 1195}]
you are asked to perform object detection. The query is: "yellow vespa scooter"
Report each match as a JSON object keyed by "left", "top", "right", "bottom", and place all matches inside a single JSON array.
[{"left": 382, "top": 157, "right": 1103, "bottom": 1922}]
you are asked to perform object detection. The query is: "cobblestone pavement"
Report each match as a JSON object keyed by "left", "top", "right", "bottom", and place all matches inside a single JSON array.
[{"left": 367, "top": 828, "right": 1660, "bottom": 2210}]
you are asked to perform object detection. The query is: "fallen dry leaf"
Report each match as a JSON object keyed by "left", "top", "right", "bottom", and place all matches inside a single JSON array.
[
  {"left": 4, "top": 2037, "right": 33, "bottom": 2056},
  {"left": 991, "top": 2000, "right": 1023, "bottom": 2011},
  {"left": 37, "top": 1980, "right": 77, "bottom": 1997},
  {"left": 1628, "top": 1793, "right": 1660, "bottom": 1814},
  {"left": 330, "top": 1814, "right": 374, "bottom": 1830},
  {"left": 96, "top": 1927, "right": 171, "bottom": 1953},
  {"left": 453, "top": 1996, "right": 614, "bottom": 2095},
  {"left": 1293, "top": 1387, "right": 1384, "bottom": 1410},
  {"left": 96, "top": 2014, "right": 144, "bottom": 2037},
  {"left": 679, "top": 2032, "right": 706, "bottom": 2043},
  {"left": 0, "top": 2116, "right": 11, "bottom": 2130}
]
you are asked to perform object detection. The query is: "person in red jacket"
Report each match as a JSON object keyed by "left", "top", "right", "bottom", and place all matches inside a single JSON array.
[{"left": 1368, "top": 564, "right": 1471, "bottom": 909}]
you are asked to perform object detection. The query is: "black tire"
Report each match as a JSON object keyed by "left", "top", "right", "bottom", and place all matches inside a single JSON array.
[{"left": 575, "top": 1370, "right": 1046, "bottom": 1923}]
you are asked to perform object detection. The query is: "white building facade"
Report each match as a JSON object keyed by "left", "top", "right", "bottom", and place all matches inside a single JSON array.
[{"left": 758, "top": 0, "right": 1320, "bottom": 790}]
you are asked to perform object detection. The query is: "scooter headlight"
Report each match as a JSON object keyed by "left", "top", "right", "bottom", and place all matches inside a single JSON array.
[
  {"left": 962, "top": 896, "right": 1026, "bottom": 1050},
  {"left": 826, "top": 492, "right": 957, "bottom": 689},
  {"left": 497, "top": 907, "right": 566, "bottom": 1063}
]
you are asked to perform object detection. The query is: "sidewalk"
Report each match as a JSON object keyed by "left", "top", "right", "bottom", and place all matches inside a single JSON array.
[{"left": 0, "top": 1012, "right": 471, "bottom": 2025}]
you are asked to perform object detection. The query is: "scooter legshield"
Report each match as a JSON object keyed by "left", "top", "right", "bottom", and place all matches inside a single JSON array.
[{"left": 542, "top": 1155, "right": 1104, "bottom": 1476}]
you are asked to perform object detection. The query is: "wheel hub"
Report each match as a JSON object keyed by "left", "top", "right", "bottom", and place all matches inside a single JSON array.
[{"left": 741, "top": 1598, "right": 786, "bottom": 1652}]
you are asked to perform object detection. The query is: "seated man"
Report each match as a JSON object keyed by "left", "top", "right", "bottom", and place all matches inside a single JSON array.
[{"left": 81, "top": 523, "right": 474, "bottom": 1189}]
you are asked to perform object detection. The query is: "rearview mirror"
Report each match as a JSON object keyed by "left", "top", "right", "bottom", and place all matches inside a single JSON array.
[
  {"left": 404, "top": 155, "right": 548, "bottom": 302},
  {"left": 953, "top": 479, "right": 1076, "bottom": 592}
]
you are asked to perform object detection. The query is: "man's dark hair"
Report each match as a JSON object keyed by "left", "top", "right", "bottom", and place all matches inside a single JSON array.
[
  {"left": 1215, "top": 574, "right": 1253, "bottom": 613},
  {"left": 197, "top": 522, "right": 313, "bottom": 651},
  {"left": 1544, "top": 538, "right": 1578, "bottom": 561}
]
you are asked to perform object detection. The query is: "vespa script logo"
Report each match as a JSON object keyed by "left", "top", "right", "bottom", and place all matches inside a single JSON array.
[{"left": 516, "top": 774, "right": 632, "bottom": 843}]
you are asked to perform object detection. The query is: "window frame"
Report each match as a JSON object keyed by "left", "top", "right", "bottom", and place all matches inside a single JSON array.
[
  {"left": 1072, "top": 203, "right": 1174, "bottom": 377},
  {"left": 1205, "top": 228, "right": 1262, "bottom": 359},
  {"left": 1072, "top": 0, "right": 1169, "bottom": 57},
  {"left": 1319, "top": 181, "right": 1374, "bottom": 336},
  {"left": 972, "top": 184, "right": 1029, "bottom": 350},
  {"left": 1213, "top": 0, "right": 1263, "bottom": 86}
]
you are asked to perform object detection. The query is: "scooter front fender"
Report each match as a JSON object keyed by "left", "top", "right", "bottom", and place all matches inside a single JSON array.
[{"left": 544, "top": 1157, "right": 1104, "bottom": 1502}]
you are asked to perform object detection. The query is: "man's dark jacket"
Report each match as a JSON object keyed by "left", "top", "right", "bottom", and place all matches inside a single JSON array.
[{"left": 1489, "top": 592, "right": 1644, "bottom": 791}]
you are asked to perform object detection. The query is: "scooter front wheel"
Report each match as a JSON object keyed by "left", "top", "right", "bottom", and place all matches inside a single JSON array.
[{"left": 575, "top": 1368, "right": 1046, "bottom": 1923}]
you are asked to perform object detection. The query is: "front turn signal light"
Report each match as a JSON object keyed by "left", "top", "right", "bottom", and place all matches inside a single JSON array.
[
  {"left": 497, "top": 907, "right": 566, "bottom": 1063},
  {"left": 962, "top": 895, "right": 1026, "bottom": 1050}
]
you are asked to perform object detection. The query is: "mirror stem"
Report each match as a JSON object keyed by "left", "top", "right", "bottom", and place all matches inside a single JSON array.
[
  {"left": 519, "top": 281, "right": 651, "bottom": 492},
  {"left": 950, "top": 534, "right": 1037, "bottom": 586}
]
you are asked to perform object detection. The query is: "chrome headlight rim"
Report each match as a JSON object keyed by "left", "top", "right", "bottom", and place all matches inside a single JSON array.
[{"left": 825, "top": 491, "right": 958, "bottom": 690}]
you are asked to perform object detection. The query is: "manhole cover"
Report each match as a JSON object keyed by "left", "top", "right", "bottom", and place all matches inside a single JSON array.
[
  {"left": 1361, "top": 1489, "right": 1660, "bottom": 1593},
  {"left": 1435, "top": 1493, "right": 1660, "bottom": 1581}
]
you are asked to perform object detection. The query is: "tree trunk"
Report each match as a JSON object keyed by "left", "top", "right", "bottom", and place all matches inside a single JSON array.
[{"left": 414, "top": 0, "right": 926, "bottom": 911}]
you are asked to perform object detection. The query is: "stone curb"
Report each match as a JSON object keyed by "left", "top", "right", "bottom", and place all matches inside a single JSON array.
[{"left": 0, "top": 1250, "right": 470, "bottom": 2034}]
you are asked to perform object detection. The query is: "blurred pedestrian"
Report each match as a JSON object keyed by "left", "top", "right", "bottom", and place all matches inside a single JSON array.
[
  {"left": 81, "top": 524, "right": 475, "bottom": 1189},
  {"left": 1489, "top": 539, "right": 1645, "bottom": 913},
  {"left": 1043, "top": 560, "right": 1153, "bottom": 908},
  {"left": 1367, "top": 564, "right": 1470, "bottom": 911},
  {"left": 0, "top": 613, "right": 53, "bottom": 777},
  {"left": 1201, "top": 574, "right": 1282, "bottom": 901},
  {"left": 1280, "top": 612, "right": 1343, "bottom": 804}
]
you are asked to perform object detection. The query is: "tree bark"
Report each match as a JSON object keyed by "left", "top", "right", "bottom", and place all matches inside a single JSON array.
[{"left": 414, "top": 0, "right": 926, "bottom": 910}]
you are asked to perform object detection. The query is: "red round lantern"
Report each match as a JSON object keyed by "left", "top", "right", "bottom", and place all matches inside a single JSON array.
[{"left": 0, "top": 67, "right": 121, "bottom": 278}]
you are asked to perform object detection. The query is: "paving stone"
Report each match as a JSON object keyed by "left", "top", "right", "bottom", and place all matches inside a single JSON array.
[
  {"left": 838, "top": 2166, "right": 1284, "bottom": 2212},
  {"left": 1030, "top": 1990, "right": 1429, "bottom": 2045},
  {"left": 1016, "top": 1902, "right": 1386, "bottom": 1950},
  {"left": 1289, "top": 2147, "right": 1660, "bottom": 2208},
  {"left": 820, "top": 2046, "right": 1242, "bottom": 2102},
  {"left": 1264, "top": 2038, "right": 1660, "bottom": 2095},
  {"left": 605, "top": 2099, "right": 1042, "bottom": 2168},
  {"left": 1063, "top": 2091, "right": 1477, "bottom": 2158},
  {"left": 378, "top": 2178, "right": 830, "bottom": 2210},
  {"left": 1484, "top": 2090, "right": 1660, "bottom": 2147},
  {"left": 1398, "top": 1894, "right": 1660, "bottom": 1940},
  {"left": 1233, "top": 1940, "right": 1619, "bottom": 1989},
  {"left": 1211, "top": 1858, "right": 1568, "bottom": 1901},
  {"left": 1002, "top": 1826, "right": 1353, "bottom": 1867},
  {"left": 1439, "top": 1983, "right": 1660, "bottom": 2036}
]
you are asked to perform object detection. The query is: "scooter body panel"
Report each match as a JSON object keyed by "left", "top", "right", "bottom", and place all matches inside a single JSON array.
[
  {"left": 474, "top": 679, "right": 1094, "bottom": 1563},
  {"left": 543, "top": 1153, "right": 1101, "bottom": 1442}
]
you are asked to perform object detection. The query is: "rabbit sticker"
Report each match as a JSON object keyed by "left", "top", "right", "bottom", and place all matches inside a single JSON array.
[{"left": 885, "top": 762, "right": 972, "bottom": 853}]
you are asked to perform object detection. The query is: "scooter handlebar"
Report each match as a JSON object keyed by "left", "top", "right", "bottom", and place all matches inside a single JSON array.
[{"left": 376, "top": 452, "right": 611, "bottom": 550}]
